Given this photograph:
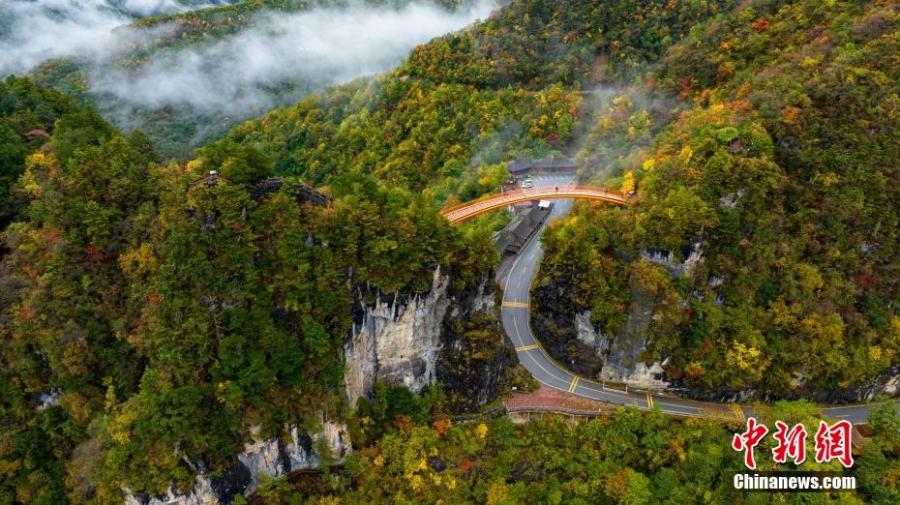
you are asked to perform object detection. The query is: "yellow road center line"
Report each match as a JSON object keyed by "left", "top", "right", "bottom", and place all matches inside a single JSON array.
[
  {"left": 568, "top": 377, "right": 579, "bottom": 393},
  {"left": 512, "top": 311, "right": 525, "bottom": 347},
  {"left": 654, "top": 400, "right": 689, "bottom": 409},
  {"left": 647, "top": 393, "right": 654, "bottom": 409},
  {"left": 511, "top": 317, "right": 567, "bottom": 382},
  {"left": 531, "top": 354, "right": 568, "bottom": 384},
  {"left": 510, "top": 291, "right": 569, "bottom": 385},
  {"left": 516, "top": 344, "right": 539, "bottom": 352},
  {"left": 730, "top": 404, "right": 745, "bottom": 421},
  {"left": 502, "top": 301, "right": 528, "bottom": 308}
]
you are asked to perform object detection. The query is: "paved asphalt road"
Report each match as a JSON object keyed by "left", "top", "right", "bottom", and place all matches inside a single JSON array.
[{"left": 498, "top": 175, "right": 891, "bottom": 425}]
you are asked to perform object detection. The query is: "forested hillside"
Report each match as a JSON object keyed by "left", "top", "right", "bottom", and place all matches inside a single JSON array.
[
  {"left": 253, "top": 401, "right": 900, "bottom": 504},
  {"left": 0, "top": 77, "right": 80, "bottom": 229},
  {"left": 3, "top": 0, "right": 900, "bottom": 502},
  {"left": 0, "top": 82, "right": 495, "bottom": 500},
  {"left": 1, "top": 0, "right": 743, "bottom": 499},
  {"left": 536, "top": 0, "right": 900, "bottom": 399},
  {"left": 223, "top": 0, "right": 734, "bottom": 194}
]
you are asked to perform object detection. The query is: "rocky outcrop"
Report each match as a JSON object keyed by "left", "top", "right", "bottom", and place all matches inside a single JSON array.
[
  {"left": 640, "top": 242, "right": 704, "bottom": 278},
  {"left": 532, "top": 280, "right": 669, "bottom": 388},
  {"left": 530, "top": 279, "right": 605, "bottom": 377},
  {"left": 35, "top": 388, "right": 63, "bottom": 410},
  {"left": 344, "top": 268, "right": 450, "bottom": 402},
  {"left": 125, "top": 467, "right": 247, "bottom": 505},
  {"left": 600, "top": 361, "right": 669, "bottom": 389},
  {"left": 436, "top": 275, "right": 519, "bottom": 411},
  {"left": 719, "top": 189, "right": 744, "bottom": 210},
  {"left": 529, "top": 245, "right": 703, "bottom": 387},
  {"left": 344, "top": 267, "right": 518, "bottom": 412},
  {"left": 575, "top": 311, "right": 608, "bottom": 356},
  {"left": 125, "top": 421, "right": 350, "bottom": 505},
  {"left": 237, "top": 422, "right": 348, "bottom": 492},
  {"left": 597, "top": 276, "right": 670, "bottom": 389},
  {"left": 531, "top": 277, "right": 669, "bottom": 388}
]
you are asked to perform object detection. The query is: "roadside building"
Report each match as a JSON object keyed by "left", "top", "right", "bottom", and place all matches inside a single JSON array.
[
  {"left": 493, "top": 202, "right": 553, "bottom": 256},
  {"left": 506, "top": 157, "right": 577, "bottom": 177}
]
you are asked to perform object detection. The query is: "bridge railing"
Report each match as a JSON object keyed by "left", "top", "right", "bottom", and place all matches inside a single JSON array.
[{"left": 440, "top": 186, "right": 627, "bottom": 215}]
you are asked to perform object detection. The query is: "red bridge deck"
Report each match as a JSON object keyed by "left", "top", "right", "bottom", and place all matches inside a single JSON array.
[{"left": 440, "top": 186, "right": 627, "bottom": 224}]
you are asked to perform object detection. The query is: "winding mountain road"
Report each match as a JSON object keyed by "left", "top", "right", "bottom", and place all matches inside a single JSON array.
[{"left": 495, "top": 176, "right": 885, "bottom": 425}]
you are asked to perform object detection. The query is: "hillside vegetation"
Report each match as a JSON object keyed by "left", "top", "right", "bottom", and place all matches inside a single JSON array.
[
  {"left": 537, "top": 0, "right": 900, "bottom": 398},
  {"left": 3, "top": 0, "right": 900, "bottom": 502},
  {"left": 0, "top": 85, "right": 494, "bottom": 500},
  {"left": 0, "top": 77, "right": 81, "bottom": 229},
  {"left": 255, "top": 401, "right": 900, "bottom": 504},
  {"left": 1, "top": 0, "right": 740, "bottom": 499},
  {"left": 223, "top": 0, "right": 734, "bottom": 194}
]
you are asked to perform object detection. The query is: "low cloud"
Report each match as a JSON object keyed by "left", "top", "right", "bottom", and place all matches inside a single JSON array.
[
  {"left": 1, "top": 0, "right": 498, "bottom": 148},
  {"left": 1, "top": 0, "right": 498, "bottom": 113},
  {"left": 0, "top": 0, "right": 235, "bottom": 76},
  {"left": 91, "top": 1, "right": 499, "bottom": 113}
]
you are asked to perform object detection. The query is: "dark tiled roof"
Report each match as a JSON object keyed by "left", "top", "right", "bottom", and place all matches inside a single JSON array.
[
  {"left": 507, "top": 157, "right": 577, "bottom": 174},
  {"left": 493, "top": 206, "right": 552, "bottom": 255}
]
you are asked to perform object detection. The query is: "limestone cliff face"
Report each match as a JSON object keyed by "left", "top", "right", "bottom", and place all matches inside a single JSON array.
[
  {"left": 531, "top": 245, "right": 705, "bottom": 388},
  {"left": 125, "top": 421, "right": 350, "bottom": 505},
  {"left": 344, "top": 268, "right": 450, "bottom": 403},
  {"left": 573, "top": 310, "right": 668, "bottom": 387},
  {"left": 639, "top": 243, "right": 704, "bottom": 278},
  {"left": 595, "top": 274, "right": 671, "bottom": 388},
  {"left": 591, "top": 245, "right": 702, "bottom": 387},
  {"left": 531, "top": 281, "right": 668, "bottom": 388},
  {"left": 344, "top": 267, "right": 517, "bottom": 412}
]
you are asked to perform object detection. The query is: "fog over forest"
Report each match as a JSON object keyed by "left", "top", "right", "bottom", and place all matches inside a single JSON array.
[
  {"left": 0, "top": 0, "right": 498, "bottom": 146},
  {"left": 93, "top": 1, "right": 499, "bottom": 112},
  {"left": 0, "top": 0, "right": 240, "bottom": 75}
]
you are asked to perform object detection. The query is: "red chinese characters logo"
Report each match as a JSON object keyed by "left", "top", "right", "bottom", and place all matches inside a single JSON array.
[
  {"left": 732, "top": 417, "right": 769, "bottom": 470},
  {"left": 772, "top": 421, "right": 807, "bottom": 464},
  {"left": 732, "top": 418, "right": 854, "bottom": 469},
  {"left": 814, "top": 420, "right": 854, "bottom": 468}
]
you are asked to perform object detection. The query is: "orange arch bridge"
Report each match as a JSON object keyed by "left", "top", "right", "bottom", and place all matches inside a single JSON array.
[{"left": 441, "top": 186, "right": 627, "bottom": 224}]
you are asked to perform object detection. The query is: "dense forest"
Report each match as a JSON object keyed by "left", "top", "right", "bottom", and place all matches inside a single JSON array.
[
  {"left": 535, "top": 0, "right": 900, "bottom": 399},
  {"left": 253, "top": 400, "right": 900, "bottom": 504},
  {"left": 2, "top": 0, "right": 900, "bottom": 503},
  {"left": 222, "top": 0, "right": 735, "bottom": 192},
  {"left": 0, "top": 79, "right": 496, "bottom": 500}
]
